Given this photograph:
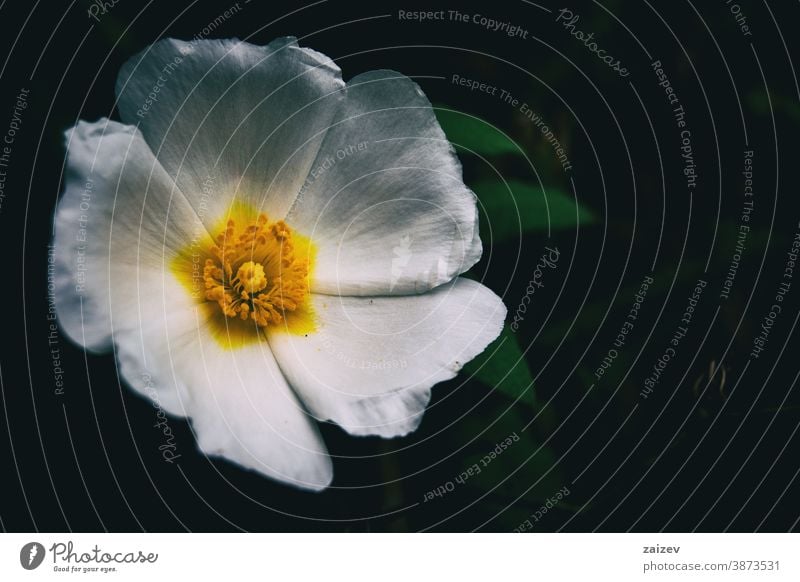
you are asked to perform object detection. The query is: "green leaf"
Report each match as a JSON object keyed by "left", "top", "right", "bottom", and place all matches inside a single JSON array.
[
  {"left": 465, "top": 426, "right": 564, "bottom": 506},
  {"left": 434, "top": 107, "right": 523, "bottom": 157},
  {"left": 747, "top": 90, "right": 800, "bottom": 122},
  {"left": 464, "top": 325, "right": 537, "bottom": 407},
  {"left": 471, "top": 179, "right": 596, "bottom": 242},
  {"left": 455, "top": 403, "right": 567, "bottom": 511}
]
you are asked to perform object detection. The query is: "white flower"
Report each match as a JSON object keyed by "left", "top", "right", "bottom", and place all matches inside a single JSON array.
[{"left": 53, "top": 37, "right": 506, "bottom": 491}]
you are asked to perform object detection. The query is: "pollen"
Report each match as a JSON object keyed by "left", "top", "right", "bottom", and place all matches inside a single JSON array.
[
  {"left": 202, "top": 213, "right": 310, "bottom": 328},
  {"left": 235, "top": 261, "right": 268, "bottom": 294}
]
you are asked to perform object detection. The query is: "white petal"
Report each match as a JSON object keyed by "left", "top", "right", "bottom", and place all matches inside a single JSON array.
[
  {"left": 53, "top": 118, "right": 200, "bottom": 355},
  {"left": 54, "top": 119, "right": 331, "bottom": 490},
  {"left": 109, "top": 269, "right": 198, "bottom": 416},
  {"left": 115, "top": 37, "right": 345, "bottom": 222},
  {"left": 182, "top": 337, "right": 332, "bottom": 491},
  {"left": 111, "top": 272, "right": 333, "bottom": 489},
  {"left": 268, "top": 278, "right": 505, "bottom": 437},
  {"left": 286, "top": 70, "right": 482, "bottom": 295}
]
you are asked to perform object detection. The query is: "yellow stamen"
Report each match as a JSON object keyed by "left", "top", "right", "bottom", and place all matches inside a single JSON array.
[
  {"left": 171, "top": 204, "right": 316, "bottom": 348},
  {"left": 202, "top": 213, "right": 309, "bottom": 328},
  {"left": 235, "top": 261, "right": 268, "bottom": 295}
]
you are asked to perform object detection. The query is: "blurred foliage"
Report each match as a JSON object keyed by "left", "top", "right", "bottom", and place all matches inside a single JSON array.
[
  {"left": 435, "top": 107, "right": 525, "bottom": 157},
  {"left": 472, "top": 179, "right": 597, "bottom": 242},
  {"left": 747, "top": 90, "right": 800, "bottom": 123},
  {"left": 437, "top": 97, "right": 597, "bottom": 491},
  {"left": 433, "top": 77, "right": 592, "bottom": 514},
  {"left": 460, "top": 407, "right": 565, "bottom": 507},
  {"left": 466, "top": 434, "right": 562, "bottom": 503},
  {"left": 464, "top": 325, "right": 538, "bottom": 407}
]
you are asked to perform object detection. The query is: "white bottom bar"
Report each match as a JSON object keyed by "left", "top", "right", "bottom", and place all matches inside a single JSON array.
[{"left": 1, "top": 533, "right": 796, "bottom": 581}]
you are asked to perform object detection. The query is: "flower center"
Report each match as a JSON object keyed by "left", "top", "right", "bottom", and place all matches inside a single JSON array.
[
  {"left": 235, "top": 261, "right": 268, "bottom": 294},
  {"left": 202, "top": 213, "right": 310, "bottom": 328}
]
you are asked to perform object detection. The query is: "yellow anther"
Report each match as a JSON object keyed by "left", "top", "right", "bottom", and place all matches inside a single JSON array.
[
  {"left": 235, "top": 261, "right": 268, "bottom": 294},
  {"left": 201, "top": 211, "right": 310, "bottom": 329}
]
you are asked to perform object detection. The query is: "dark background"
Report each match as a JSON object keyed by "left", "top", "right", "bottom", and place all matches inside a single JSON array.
[{"left": 1, "top": 0, "right": 799, "bottom": 532}]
